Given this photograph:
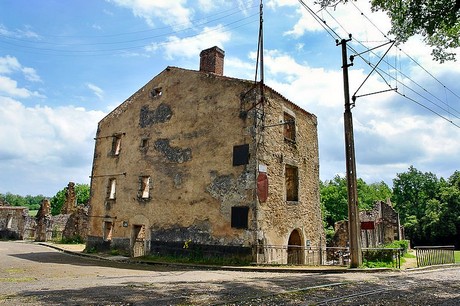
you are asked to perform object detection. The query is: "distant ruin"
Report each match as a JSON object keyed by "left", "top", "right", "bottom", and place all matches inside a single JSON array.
[
  {"left": 330, "top": 200, "right": 403, "bottom": 248},
  {"left": 0, "top": 182, "right": 88, "bottom": 242}
]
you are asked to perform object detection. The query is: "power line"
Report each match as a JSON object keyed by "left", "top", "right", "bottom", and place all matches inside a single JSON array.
[
  {"left": 349, "top": 1, "right": 460, "bottom": 108},
  {"left": 0, "top": 8, "right": 259, "bottom": 47},
  {"left": 0, "top": 16, "right": 258, "bottom": 56},
  {"left": 314, "top": 3, "right": 460, "bottom": 127}
]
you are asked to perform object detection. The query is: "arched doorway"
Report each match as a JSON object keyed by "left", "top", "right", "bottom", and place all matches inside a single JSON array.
[{"left": 287, "top": 229, "right": 304, "bottom": 264}]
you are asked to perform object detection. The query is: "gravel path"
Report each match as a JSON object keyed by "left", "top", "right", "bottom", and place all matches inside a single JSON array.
[{"left": 1, "top": 241, "right": 459, "bottom": 305}]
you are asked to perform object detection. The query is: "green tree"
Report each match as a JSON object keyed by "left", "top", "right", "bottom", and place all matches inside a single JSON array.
[
  {"left": 391, "top": 166, "right": 458, "bottom": 246},
  {"left": 320, "top": 175, "right": 392, "bottom": 229},
  {"left": 50, "top": 183, "right": 90, "bottom": 215},
  {"left": 316, "top": 0, "right": 460, "bottom": 62}
]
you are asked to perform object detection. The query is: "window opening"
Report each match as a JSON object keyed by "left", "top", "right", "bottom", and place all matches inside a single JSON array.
[
  {"left": 283, "top": 112, "right": 296, "bottom": 142},
  {"left": 6, "top": 214, "right": 13, "bottom": 229},
  {"left": 139, "top": 176, "right": 151, "bottom": 199},
  {"left": 285, "top": 165, "right": 299, "bottom": 201},
  {"left": 140, "top": 138, "right": 149, "bottom": 149},
  {"left": 231, "top": 206, "right": 249, "bottom": 229},
  {"left": 150, "top": 87, "right": 162, "bottom": 98},
  {"left": 103, "top": 221, "right": 113, "bottom": 241},
  {"left": 233, "top": 144, "right": 249, "bottom": 166},
  {"left": 112, "top": 135, "right": 121, "bottom": 156},
  {"left": 108, "top": 178, "right": 116, "bottom": 200}
]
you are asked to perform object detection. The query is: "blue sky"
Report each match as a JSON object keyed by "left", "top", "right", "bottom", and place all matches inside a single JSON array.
[{"left": 1, "top": 0, "right": 459, "bottom": 197}]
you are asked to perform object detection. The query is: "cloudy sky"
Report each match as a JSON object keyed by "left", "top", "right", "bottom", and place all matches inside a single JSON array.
[{"left": 1, "top": 0, "right": 459, "bottom": 197}]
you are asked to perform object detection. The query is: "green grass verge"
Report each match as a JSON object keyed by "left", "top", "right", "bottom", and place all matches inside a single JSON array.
[{"left": 140, "top": 254, "right": 251, "bottom": 266}]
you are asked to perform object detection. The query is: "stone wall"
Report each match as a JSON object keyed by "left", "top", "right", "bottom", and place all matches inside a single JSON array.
[
  {"left": 331, "top": 200, "right": 402, "bottom": 248},
  {"left": 87, "top": 56, "right": 324, "bottom": 262},
  {"left": 0, "top": 206, "right": 29, "bottom": 240}
]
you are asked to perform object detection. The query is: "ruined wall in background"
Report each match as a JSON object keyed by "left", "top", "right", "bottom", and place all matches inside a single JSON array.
[{"left": 0, "top": 205, "right": 29, "bottom": 240}]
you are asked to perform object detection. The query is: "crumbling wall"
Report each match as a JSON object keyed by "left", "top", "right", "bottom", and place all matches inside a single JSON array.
[
  {"left": 61, "top": 182, "right": 76, "bottom": 214},
  {"left": 0, "top": 206, "right": 29, "bottom": 240},
  {"left": 332, "top": 200, "right": 402, "bottom": 248},
  {"left": 62, "top": 205, "right": 89, "bottom": 241},
  {"left": 35, "top": 199, "right": 51, "bottom": 242}
]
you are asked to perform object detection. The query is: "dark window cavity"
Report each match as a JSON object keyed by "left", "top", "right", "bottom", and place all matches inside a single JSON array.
[
  {"left": 283, "top": 112, "right": 296, "bottom": 142},
  {"left": 285, "top": 164, "right": 299, "bottom": 201},
  {"left": 111, "top": 135, "right": 122, "bottom": 156},
  {"left": 150, "top": 87, "right": 162, "bottom": 98},
  {"left": 231, "top": 206, "right": 249, "bottom": 229},
  {"left": 140, "top": 138, "right": 149, "bottom": 149},
  {"left": 232, "top": 144, "right": 249, "bottom": 166}
]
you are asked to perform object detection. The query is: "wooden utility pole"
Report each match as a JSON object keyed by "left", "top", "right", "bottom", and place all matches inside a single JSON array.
[{"left": 337, "top": 36, "right": 362, "bottom": 268}]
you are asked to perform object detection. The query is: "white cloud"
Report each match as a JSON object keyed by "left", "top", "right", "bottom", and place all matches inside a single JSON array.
[
  {"left": 146, "top": 25, "right": 231, "bottom": 59},
  {"left": 0, "top": 24, "right": 40, "bottom": 39},
  {"left": 0, "top": 97, "right": 106, "bottom": 196},
  {"left": 276, "top": 1, "right": 391, "bottom": 42},
  {"left": 87, "top": 83, "right": 104, "bottom": 100},
  {"left": 0, "top": 76, "right": 44, "bottom": 98},
  {"left": 250, "top": 48, "right": 460, "bottom": 184},
  {"left": 107, "top": 0, "right": 193, "bottom": 28},
  {"left": 0, "top": 55, "right": 21, "bottom": 74},
  {"left": 0, "top": 55, "right": 42, "bottom": 83}
]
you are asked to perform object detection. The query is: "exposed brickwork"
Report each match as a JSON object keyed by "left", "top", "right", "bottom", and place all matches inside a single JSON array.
[{"left": 199, "top": 46, "right": 225, "bottom": 75}]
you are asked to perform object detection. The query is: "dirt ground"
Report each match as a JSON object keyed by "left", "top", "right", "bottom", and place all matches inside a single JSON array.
[{"left": 1, "top": 241, "right": 459, "bottom": 305}]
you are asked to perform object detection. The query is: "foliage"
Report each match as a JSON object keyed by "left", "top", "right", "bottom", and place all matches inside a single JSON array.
[
  {"left": 0, "top": 193, "right": 45, "bottom": 211},
  {"left": 320, "top": 175, "right": 392, "bottom": 230},
  {"left": 371, "top": 0, "right": 460, "bottom": 62},
  {"left": 384, "top": 240, "right": 409, "bottom": 255},
  {"left": 60, "top": 235, "right": 85, "bottom": 244},
  {"left": 50, "top": 184, "right": 90, "bottom": 215},
  {"left": 392, "top": 167, "right": 460, "bottom": 248},
  {"left": 315, "top": 0, "right": 460, "bottom": 62}
]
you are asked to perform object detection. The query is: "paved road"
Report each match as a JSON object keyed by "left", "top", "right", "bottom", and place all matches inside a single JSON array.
[{"left": 1, "top": 241, "right": 459, "bottom": 305}]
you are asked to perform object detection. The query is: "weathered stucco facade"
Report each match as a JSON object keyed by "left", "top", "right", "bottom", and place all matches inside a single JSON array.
[{"left": 87, "top": 47, "right": 324, "bottom": 263}]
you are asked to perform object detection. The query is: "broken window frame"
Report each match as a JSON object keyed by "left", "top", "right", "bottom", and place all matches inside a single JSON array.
[
  {"left": 285, "top": 164, "right": 299, "bottom": 202},
  {"left": 140, "top": 138, "right": 149, "bottom": 150},
  {"left": 111, "top": 134, "right": 122, "bottom": 156},
  {"left": 6, "top": 213, "right": 13, "bottom": 229},
  {"left": 150, "top": 87, "right": 162, "bottom": 99},
  {"left": 231, "top": 206, "right": 249, "bottom": 229},
  {"left": 103, "top": 221, "right": 113, "bottom": 241},
  {"left": 283, "top": 112, "right": 296, "bottom": 143},
  {"left": 138, "top": 176, "right": 152, "bottom": 201},
  {"left": 107, "top": 178, "right": 116, "bottom": 200}
]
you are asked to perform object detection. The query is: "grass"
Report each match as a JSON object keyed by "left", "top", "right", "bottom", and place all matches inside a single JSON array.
[
  {"left": 28, "top": 210, "right": 38, "bottom": 217},
  {"left": 141, "top": 254, "right": 251, "bottom": 266},
  {"left": 0, "top": 277, "right": 36, "bottom": 283},
  {"left": 455, "top": 251, "right": 460, "bottom": 263}
]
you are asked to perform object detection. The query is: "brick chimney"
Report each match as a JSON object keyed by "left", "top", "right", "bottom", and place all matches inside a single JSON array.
[{"left": 199, "top": 46, "right": 225, "bottom": 76}]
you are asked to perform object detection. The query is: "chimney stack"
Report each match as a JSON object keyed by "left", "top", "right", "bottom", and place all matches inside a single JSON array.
[{"left": 199, "top": 46, "right": 225, "bottom": 76}]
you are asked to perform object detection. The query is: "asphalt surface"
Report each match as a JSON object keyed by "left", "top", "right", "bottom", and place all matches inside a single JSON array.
[{"left": 1, "top": 241, "right": 459, "bottom": 305}]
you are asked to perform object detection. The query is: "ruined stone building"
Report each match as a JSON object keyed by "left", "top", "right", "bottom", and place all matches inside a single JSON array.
[
  {"left": 0, "top": 199, "right": 29, "bottom": 240},
  {"left": 330, "top": 200, "right": 402, "bottom": 248},
  {"left": 0, "top": 182, "right": 88, "bottom": 242},
  {"left": 87, "top": 46, "right": 325, "bottom": 263}
]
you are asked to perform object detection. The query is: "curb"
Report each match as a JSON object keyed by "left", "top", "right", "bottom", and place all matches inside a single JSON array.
[{"left": 37, "top": 242, "right": 400, "bottom": 274}]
